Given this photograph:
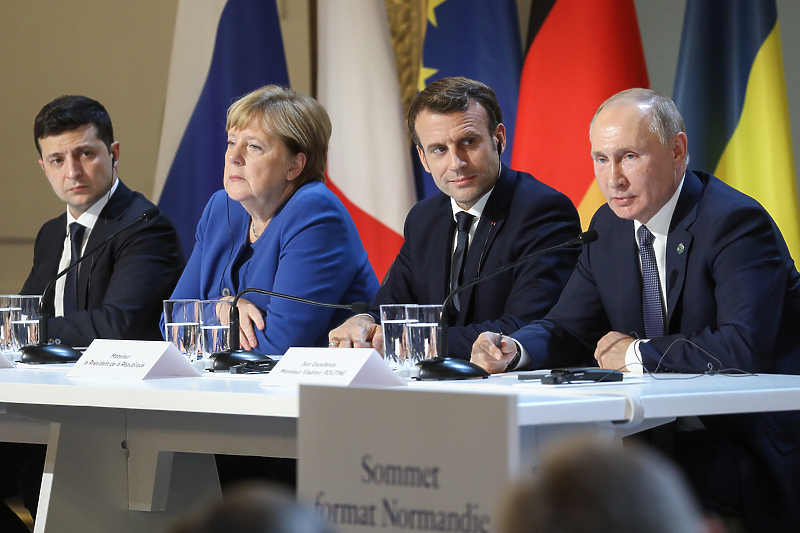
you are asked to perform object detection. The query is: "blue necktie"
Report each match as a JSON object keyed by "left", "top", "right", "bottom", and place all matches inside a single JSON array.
[
  {"left": 638, "top": 225, "right": 665, "bottom": 338},
  {"left": 63, "top": 222, "right": 85, "bottom": 315},
  {"left": 450, "top": 212, "right": 474, "bottom": 312}
]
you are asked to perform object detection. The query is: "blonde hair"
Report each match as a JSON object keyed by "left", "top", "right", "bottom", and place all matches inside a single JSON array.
[{"left": 227, "top": 85, "right": 332, "bottom": 186}]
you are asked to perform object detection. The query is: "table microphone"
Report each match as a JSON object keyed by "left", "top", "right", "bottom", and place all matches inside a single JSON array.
[
  {"left": 20, "top": 206, "right": 161, "bottom": 364},
  {"left": 210, "top": 287, "right": 369, "bottom": 369},
  {"left": 417, "top": 230, "right": 599, "bottom": 381}
]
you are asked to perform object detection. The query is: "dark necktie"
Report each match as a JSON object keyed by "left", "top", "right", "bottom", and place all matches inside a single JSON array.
[
  {"left": 64, "top": 222, "right": 85, "bottom": 315},
  {"left": 638, "top": 225, "right": 665, "bottom": 338},
  {"left": 450, "top": 211, "right": 474, "bottom": 311}
]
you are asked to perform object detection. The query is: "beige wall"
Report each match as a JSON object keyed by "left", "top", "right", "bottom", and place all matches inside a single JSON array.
[
  {"left": 0, "top": 0, "right": 311, "bottom": 294},
  {"left": 2, "top": 0, "right": 799, "bottom": 295}
]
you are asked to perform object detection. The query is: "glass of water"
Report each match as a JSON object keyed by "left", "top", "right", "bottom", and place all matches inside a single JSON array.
[
  {"left": 380, "top": 304, "right": 415, "bottom": 370},
  {"left": 407, "top": 304, "right": 441, "bottom": 365},
  {"left": 10, "top": 295, "right": 42, "bottom": 353},
  {"left": 199, "top": 299, "right": 231, "bottom": 368},
  {"left": 0, "top": 295, "right": 22, "bottom": 360},
  {"left": 163, "top": 299, "right": 200, "bottom": 364}
]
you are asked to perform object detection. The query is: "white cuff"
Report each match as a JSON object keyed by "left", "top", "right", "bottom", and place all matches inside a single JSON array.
[
  {"left": 509, "top": 339, "right": 530, "bottom": 371},
  {"left": 625, "top": 339, "right": 646, "bottom": 374}
]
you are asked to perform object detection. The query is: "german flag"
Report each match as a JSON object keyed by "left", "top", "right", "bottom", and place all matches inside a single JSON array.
[
  {"left": 674, "top": 0, "right": 800, "bottom": 259},
  {"left": 512, "top": 0, "right": 649, "bottom": 229}
]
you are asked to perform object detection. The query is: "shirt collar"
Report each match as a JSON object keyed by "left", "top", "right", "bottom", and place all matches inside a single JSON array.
[
  {"left": 450, "top": 187, "right": 493, "bottom": 221},
  {"left": 66, "top": 177, "right": 119, "bottom": 229},
  {"left": 634, "top": 174, "right": 684, "bottom": 239}
]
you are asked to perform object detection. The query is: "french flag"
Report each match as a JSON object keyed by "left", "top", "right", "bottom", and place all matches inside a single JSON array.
[
  {"left": 317, "top": 0, "right": 416, "bottom": 281},
  {"left": 153, "top": 0, "right": 290, "bottom": 257}
]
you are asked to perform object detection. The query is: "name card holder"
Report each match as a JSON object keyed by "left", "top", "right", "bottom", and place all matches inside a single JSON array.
[
  {"left": 260, "top": 348, "right": 404, "bottom": 388},
  {"left": 67, "top": 339, "right": 201, "bottom": 380}
]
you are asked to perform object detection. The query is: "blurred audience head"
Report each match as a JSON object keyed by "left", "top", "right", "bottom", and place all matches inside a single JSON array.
[
  {"left": 170, "top": 482, "right": 334, "bottom": 533},
  {"left": 502, "top": 437, "right": 708, "bottom": 533}
]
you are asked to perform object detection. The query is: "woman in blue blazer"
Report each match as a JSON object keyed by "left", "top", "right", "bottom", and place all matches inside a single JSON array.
[{"left": 166, "top": 85, "right": 378, "bottom": 355}]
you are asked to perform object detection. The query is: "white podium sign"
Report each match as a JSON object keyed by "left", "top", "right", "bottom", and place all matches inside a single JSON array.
[
  {"left": 298, "top": 386, "right": 519, "bottom": 533},
  {"left": 67, "top": 339, "right": 201, "bottom": 380},
  {"left": 261, "top": 348, "right": 404, "bottom": 387}
]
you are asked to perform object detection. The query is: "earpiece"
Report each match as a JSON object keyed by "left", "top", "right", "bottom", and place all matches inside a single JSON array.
[{"left": 496, "top": 139, "right": 503, "bottom": 155}]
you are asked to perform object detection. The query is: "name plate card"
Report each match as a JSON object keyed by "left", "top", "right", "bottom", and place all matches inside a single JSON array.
[
  {"left": 260, "top": 348, "right": 404, "bottom": 388},
  {"left": 298, "top": 386, "right": 519, "bottom": 533},
  {"left": 67, "top": 339, "right": 201, "bottom": 380},
  {"left": 0, "top": 355, "right": 13, "bottom": 368}
]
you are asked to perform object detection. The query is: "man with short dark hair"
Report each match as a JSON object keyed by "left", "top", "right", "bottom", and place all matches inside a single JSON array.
[
  {"left": 0, "top": 95, "right": 185, "bottom": 531},
  {"left": 472, "top": 88, "right": 800, "bottom": 531},
  {"left": 22, "top": 95, "right": 184, "bottom": 346},
  {"left": 328, "top": 77, "right": 581, "bottom": 359}
]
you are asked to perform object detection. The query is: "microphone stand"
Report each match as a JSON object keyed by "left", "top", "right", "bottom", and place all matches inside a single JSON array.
[
  {"left": 210, "top": 287, "right": 369, "bottom": 367},
  {"left": 20, "top": 207, "right": 159, "bottom": 363},
  {"left": 417, "top": 230, "right": 599, "bottom": 380}
]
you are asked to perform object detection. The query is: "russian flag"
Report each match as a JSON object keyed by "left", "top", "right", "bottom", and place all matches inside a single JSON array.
[
  {"left": 318, "top": 0, "right": 416, "bottom": 280},
  {"left": 512, "top": 0, "right": 649, "bottom": 229},
  {"left": 416, "top": 0, "right": 523, "bottom": 198},
  {"left": 674, "top": 0, "right": 800, "bottom": 259},
  {"left": 153, "top": 0, "right": 290, "bottom": 257}
]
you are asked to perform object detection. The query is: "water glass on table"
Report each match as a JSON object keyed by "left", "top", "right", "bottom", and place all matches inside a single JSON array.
[
  {"left": 199, "top": 299, "right": 231, "bottom": 369},
  {"left": 0, "top": 295, "right": 22, "bottom": 361},
  {"left": 10, "top": 295, "right": 42, "bottom": 355},
  {"left": 407, "top": 304, "right": 441, "bottom": 365},
  {"left": 380, "top": 304, "right": 415, "bottom": 370},
  {"left": 163, "top": 299, "right": 200, "bottom": 364}
]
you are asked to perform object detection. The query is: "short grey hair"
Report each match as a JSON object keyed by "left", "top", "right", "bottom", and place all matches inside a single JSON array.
[{"left": 590, "top": 88, "right": 685, "bottom": 147}]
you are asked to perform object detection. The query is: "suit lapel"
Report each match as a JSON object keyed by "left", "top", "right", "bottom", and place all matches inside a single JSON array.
[
  {"left": 76, "top": 182, "right": 133, "bottom": 309},
  {"left": 457, "top": 166, "right": 513, "bottom": 324},
  {"left": 665, "top": 172, "right": 702, "bottom": 327},
  {"left": 431, "top": 201, "right": 455, "bottom": 305},
  {"left": 608, "top": 216, "right": 646, "bottom": 336}
]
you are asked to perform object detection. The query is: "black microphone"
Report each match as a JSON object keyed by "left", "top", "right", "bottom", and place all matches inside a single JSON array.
[
  {"left": 210, "top": 287, "right": 369, "bottom": 370},
  {"left": 417, "top": 230, "right": 599, "bottom": 380},
  {"left": 20, "top": 206, "right": 161, "bottom": 364}
]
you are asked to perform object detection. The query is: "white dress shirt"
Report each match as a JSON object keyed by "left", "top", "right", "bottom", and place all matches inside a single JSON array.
[
  {"left": 449, "top": 188, "right": 493, "bottom": 252},
  {"left": 55, "top": 178, "right": 119, "bottom": 317},
  {"left": 625, "top": 176, "right": 685, "bottom": 372}
]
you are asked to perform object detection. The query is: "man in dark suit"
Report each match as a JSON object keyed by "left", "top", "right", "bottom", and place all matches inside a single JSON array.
[
  {"left": 328, "top": 77, "right": 581, "bottom": 358},
  {"left": 21, "top": 95, "right": 184, "bottom": 346},
  {"left": 0, "top": 95, "right": 184, "bottom": 532},
  {"left": 472, "top": 88, "right": 800, "bottom": 531}
]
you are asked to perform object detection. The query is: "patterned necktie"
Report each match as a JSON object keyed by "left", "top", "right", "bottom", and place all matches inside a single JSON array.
[
  {"left": 63, "top": 222, "right": 85, "bottom": 315},
  {"left": 450, "top": 212, "right": 474, "bottom": 311},
  {"left": 638, "top": 225, "right": 665, "bottom": 338}
]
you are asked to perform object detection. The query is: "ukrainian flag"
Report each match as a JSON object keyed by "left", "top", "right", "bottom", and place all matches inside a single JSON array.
[{"left": 674, "top": 0, "right": 799, "bottom": 259}]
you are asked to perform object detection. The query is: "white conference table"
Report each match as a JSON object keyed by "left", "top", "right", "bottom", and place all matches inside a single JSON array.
[{"left": 0, "top": 364, "right": 799, "bottom": 532}]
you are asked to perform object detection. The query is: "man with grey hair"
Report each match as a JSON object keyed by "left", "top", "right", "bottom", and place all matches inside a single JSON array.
[{"left": 471, "top": 88, "right": 800, "bottom": 531}]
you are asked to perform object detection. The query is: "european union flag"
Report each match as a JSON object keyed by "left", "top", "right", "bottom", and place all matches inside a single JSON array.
[{"left": 416, "top": 0, "right": 523, "bottom": 199}]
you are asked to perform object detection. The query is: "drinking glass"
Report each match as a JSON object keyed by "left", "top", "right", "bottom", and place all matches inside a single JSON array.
[
  {"left": 199, "top": 299, "right": 231, "bottom": 368},
  {"left": 407, "top": 304, "right": 441, "bottom": 365},
  {"left": 0, "top": 295, "right": 21, "bottom": 360},
  {"left": 163, "top": 299, "right": 200, "bottom": 363},
  {"left": 380, "top": 304, "right": 415, "bottom": 370},
  {"left": 10, "top": 295, "right": 42, "bottom": 353}
]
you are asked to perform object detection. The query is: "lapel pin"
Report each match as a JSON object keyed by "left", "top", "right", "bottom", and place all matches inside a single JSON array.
[{"left": 677, "top": 243, "right": 685, "bottom": 254}]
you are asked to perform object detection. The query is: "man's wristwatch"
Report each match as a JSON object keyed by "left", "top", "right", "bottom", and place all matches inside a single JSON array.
[{"left": 505, "top": 345, "right": 521, "bottom": 372}]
